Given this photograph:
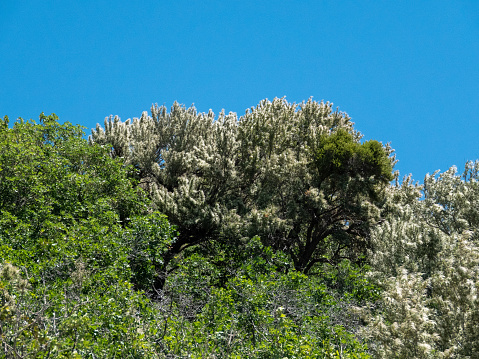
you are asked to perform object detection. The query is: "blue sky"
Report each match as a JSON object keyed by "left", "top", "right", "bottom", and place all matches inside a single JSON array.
[{"left": 1, "top": 1, "right": 478, "bottom": 181}]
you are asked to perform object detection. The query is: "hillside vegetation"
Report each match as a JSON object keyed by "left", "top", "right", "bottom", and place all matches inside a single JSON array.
[{"left": 1, "top": 99, "right": 478, "bottom": 358}]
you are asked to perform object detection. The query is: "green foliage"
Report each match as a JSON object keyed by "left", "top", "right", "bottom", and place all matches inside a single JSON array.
[
  {"left": 0, "top": 114, "right": 144, "bottom": 226},
  {"left": 319, "top": 260, "right": 381, "bottom": 304},
  {"left": 0, "top": 261, "right": 159, "bottom": 358},
  {"left": 314, "top": 129, "right": 393, "bottom": 186},
  {"left": 0, "top": 115, "right": 169, "bottom": 357},
  {"left": 0, "top": 115, "right": 147, "bottom": 286},
  {"left": 158, "top": 239, "right": 371, "bottom": 358},
  {"left": 125, "top": 212, "right": 178, "bottom": 293}
]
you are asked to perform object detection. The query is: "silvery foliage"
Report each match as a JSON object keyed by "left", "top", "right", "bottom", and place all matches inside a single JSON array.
[
  {"left": 90, "top": 98, "right": 393, "bottom": 274},
  {"left": 90, "top": 102, "right": 241, "bottom": 241},
  {"left": 363, "top": 161, "right": 479, "bottom": 358}
]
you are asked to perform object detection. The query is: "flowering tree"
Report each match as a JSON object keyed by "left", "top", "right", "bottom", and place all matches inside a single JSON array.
[
  {"left": 90, "top": 98, "right": 394, "bottom": 289},
  {"left": 363, "top": 162, "right": 479, "bottom": 358}
]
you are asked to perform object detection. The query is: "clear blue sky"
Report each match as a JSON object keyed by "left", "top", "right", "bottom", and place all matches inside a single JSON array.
[{"left": 1, "top": 1, "right": 478, "bottom": 181}]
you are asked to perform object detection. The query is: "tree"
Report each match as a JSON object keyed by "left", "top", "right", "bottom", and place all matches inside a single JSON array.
[
  {"left": 362, "top": 162, "right": 479, "bottom": 358},
  {"left": 0, "top": 113, "right": 145, "bottom": 228},
  {"left": 0, "top": 114, "right": 184, "bottom": 357},
  {"left": 90, "top": 98, "right": 394, "bottom": 285}
]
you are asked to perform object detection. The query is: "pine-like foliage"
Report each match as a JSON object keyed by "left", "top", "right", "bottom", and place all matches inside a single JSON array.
[
  {"left": 90, "top": 98, "right": 394, "bottom": 289},
  {"left": 363, "top": 162, "right": 479, "bottom": 358}
]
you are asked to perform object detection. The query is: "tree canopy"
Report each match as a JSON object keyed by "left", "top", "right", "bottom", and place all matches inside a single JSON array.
[
  {"left": 1, "top": 100, "right": 478, "bottom": 358},
  {"left": 90, "top": 98, "right": 394, "bottom": 279}
]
